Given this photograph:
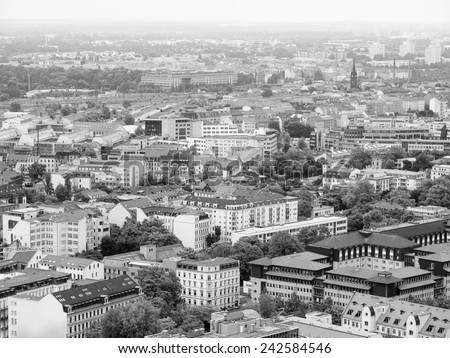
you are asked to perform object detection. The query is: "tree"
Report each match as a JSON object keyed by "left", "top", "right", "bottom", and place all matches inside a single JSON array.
[
  {"left": 268, "top": 232, "right": 302, "bottom": 258},
  {"left": 411, "top": 152, "right": 433, "bottom": 171},
  {"left": 347, "top": 148, "right": 372, "bottom": 169},
  {"left": 123, "top": 100, "right": 132, "bottom": 108},
  {"left": 262, "top": 89, "right": 273, "bottom": 98},
  {"left": 74, "top": 249, "right": 103, "bottom": 261},
  {"left": 124, "top": 114, "right": 135, "bottom": 125},
  {"left": 296, "top": 226, "right": 330, "bottom": 250},
  {"left": 268, "top": 121, "right": 280, "bottom": 131},
  {"left": 64, "top": 175, "right": 72, "bottom": 193},
  {"left": 343, "top": 180, "right": 377, "bottom": 207},
  {"left": 363, "top": 209, "right": 386, "bottom": 228},
  {"left": 402, "top": 159, "right": 413, "bottom": 171},
  {"left": 100, "top": 300, "right": 160, "bottom": 338},
  {"left": 441, "top": 124, "right": 448, "bottom": 140},
  {"left": 423, "top": 184, "right": 450, "bottom": 207},
  {"left": 384, "top": 159, "right": 396, "bottom": 169},
  {"left": 28, "top": 162, "right": 47, "bottom": 182},
  {"left": 231, "top": 240, "right": 264, "bottom": 283},
  {"left": 298, "top": 199, "right": 313, "bottom": 218},
  {"left": 205, "top": 233, "right": 220, "bottom": 248},
  {"left": 258, "top": 292, "right": 276, "bottom": 318},
  {"left": 102, "top": 106, "right": 111, "bottom": 119},
  {"left": 383, "top": 188, "right": 415, "bottom": 208},
  {"left": 313, "top": 69, "right": 324, "bottom": 81},
  {"left": 285, "top": 293, "right": 310, "bottom": 317},
  {"left": 9, "top": 102, "right": 21, "bottom": 112},
  {"left": 43, "top": 173, "right": 54, "bottom": 195},
  {"left": 157, "top": 317, "right": 177, "bottom": 333},
  {"left": 55, "top": 184, "right": 70, "bottom": 202},
  {"left": 285, "top": 122, "right": 314, "bottom": 138},
  {"left": 135, "top": 125, "right": 144, "bottom": 136},
  {"left": 137, "top": 266, "right": 183, "bottom": 316}
]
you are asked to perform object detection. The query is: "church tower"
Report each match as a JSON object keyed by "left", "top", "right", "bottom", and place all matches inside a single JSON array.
[{"left": 350, "top": 58, "right": 358, "bottom": 89}]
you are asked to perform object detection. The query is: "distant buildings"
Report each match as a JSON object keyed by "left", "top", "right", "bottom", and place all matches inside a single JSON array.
[
  {"left": 425, "top": 44, "right": 442, "bottom": 65},
  {"left": 141, "top": 70, "right": 237, "bottom": 88},
  {"left": 399, "top": 40, "right": 416, "bottom": 57}
]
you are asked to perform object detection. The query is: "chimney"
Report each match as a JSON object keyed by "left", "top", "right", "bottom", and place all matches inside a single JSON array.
[{"left": 393, "top": 58, "right": 396, "bottom": 81}]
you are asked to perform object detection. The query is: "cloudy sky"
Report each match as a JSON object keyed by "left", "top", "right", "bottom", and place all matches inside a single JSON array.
[{"left": 2, "top": 0, "right": 449, "bottom": 24}]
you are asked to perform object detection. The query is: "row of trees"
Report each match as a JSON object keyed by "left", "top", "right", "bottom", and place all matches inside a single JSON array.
[
  {"left": 99, "top": 218, "right": 181, "bottom": 257},
  {"left": 256, "top": 294, "right": 342, "bottom": 324}
]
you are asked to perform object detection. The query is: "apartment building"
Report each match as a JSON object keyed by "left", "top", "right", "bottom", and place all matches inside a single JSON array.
[
  {"left": 342, "top": 292, "right": 450, "bottom": 338},
  {"left": 183, "top": 192, "right": 299, "bottom": 240},
  {"left": 406, "top": 206, "right": 450, "bottom": 219},
  {"left": 356, "top": 169, "right": 425, "bottom": 191},
  {"left": 8, "top": 275, "right": 143, "bottom": 338},
  {"left": 38, "top": 255, "right": 104, "bottom": 281},
  {"left": 249, "top": 252, "right": 331, "bottom": 304},
  {"left": 136, "top": 205, "right": 213, "bottom": 251},
  {"left": 189, "top": 132, "right": 278, "bottom": 159},
  {"left": 4, "top": 209, "right": 97, "bottom": 255},
  {"left": 176, "top": 258, "right": 240, "bottom": 309},
  {"left": 231, "top": 216, "right": 348, "bottom": 244},
  {"left": 2, "top": 208, "right": 39, "bottom": 242},
  {"left": 431, "top": 164, "right": 450, "bottom": 180},
  {"left": 0, "top": 269, "right": 72, "bottom": 338}
]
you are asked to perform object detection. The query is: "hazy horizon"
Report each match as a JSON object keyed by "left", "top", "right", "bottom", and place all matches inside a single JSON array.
[{"left": 2, "top": 0, "right": 450, "bottom": 24}]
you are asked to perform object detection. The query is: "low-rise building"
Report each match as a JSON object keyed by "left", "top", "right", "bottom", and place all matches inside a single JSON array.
[
  {"left": 341, "top": 292, "right": 450, "bottom": 338},
  {"left": 103, "top": 244, "right": 184, "bottom": 279},
  {"left": 38, "top": 255, "right": 104, "bottom": 280},
  {"left": 231, "top": 216, "right": 348, "bottom": 244}
]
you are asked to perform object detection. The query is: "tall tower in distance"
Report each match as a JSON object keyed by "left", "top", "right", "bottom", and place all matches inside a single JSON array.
[{"left": 350, "top": 58, "right": 358, "bottom": 89}]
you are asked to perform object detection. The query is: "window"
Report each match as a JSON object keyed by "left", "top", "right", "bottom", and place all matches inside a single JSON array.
[{"left": 426, "top": 325, "right": 434, "bottom": 332}]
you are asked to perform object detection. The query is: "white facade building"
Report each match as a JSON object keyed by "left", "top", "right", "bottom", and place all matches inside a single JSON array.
[
  {"left": 38, "top": 255, "right": 105, "bottom": 280},
  {"left": 176, "top": 258, "right": 240, "bottom": 309}
]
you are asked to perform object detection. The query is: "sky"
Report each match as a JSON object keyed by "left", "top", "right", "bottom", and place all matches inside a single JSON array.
[{"left": 2, "top": 0, "right": 450, "bottom": 24}]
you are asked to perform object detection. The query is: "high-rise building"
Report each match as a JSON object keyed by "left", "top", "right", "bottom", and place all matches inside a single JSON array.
[
  {"left": 425, "top": 44, "right": 442, "bottom": 65},
  {"left": 370, "top": 43, "right": 386, "bottom": 59},
  {"left": 399, "top": 40, "right": 416, "bottom": 57}
]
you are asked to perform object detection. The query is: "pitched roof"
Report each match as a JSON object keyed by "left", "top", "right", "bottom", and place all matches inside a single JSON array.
[
  {"left": 52, "top": 275, "right": 139, "bottom": 306},
  {"left": 343, "top": 292, "right": 450, "bottom": 338},
  {"left": 40, "top": 254, "right": 99, "bottom": 269},
  {"left": 376, "top": 219, "right": 447, "bottom": 239},
  {"left": 311, "top": 231, "right": 418, "bottom": 250},
  {"left": 11, "top": 250, "right": 39, "bottom": 264}
]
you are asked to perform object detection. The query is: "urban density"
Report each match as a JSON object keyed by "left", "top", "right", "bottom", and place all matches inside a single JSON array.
[{"left": 3, "top": 2, "right": 450, "bottom": 340}]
